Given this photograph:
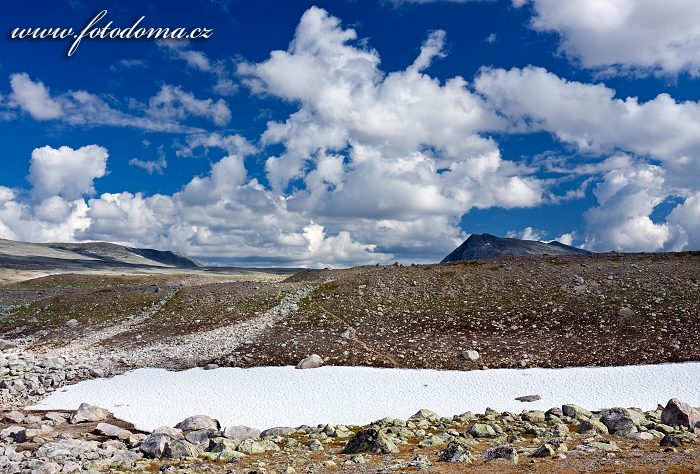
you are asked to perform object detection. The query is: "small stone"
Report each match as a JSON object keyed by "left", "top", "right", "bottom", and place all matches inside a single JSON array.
[
  {"left": 203, "top": 364, "right": 219, "bottom": 370},
  {"left": 462, "top": 350, "right": 480, "bottom": 361},
  {"left": 515, "top": 395, "right": 541, "bottom": 403},
  {"left": 306, "top": 439, "right": 324, "bottom": 451},
  {"left": 660, "top": 434, "right": 683, "bottom": 447},
  {"left": 618, "top": 307, "right": 635, "bottom": 318},
  {"left": 295, "top": 354, "right": 324, "bottom": 369},
  {"left": 65, "top": 319, "right": 79, "bottom": 328},
  {"left": 0, "top": 339, "right": 16, "bottom": 351}
]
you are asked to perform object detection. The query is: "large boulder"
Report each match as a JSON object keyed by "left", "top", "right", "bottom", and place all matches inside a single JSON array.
[
  {"left": 1, "top": 426, "right": 26, "bottom": 443},
  {"left": 661, "top": 399, "right": 700, "bottom": 429},
  {"left": 174, "top": 415, "right": 220, "bottom": 432},
  {"left": 600, "top": 408, "right": 637, "bottom": 436},
  {"left": 577, "top": 419, "right": 609, "bottom": 435},
  {"left": 235, "top": 438, "right": 279, "bottom": 454},
  {"left": 482, "top": 445, "right": 518, "bottom": 464},
  {"left": 409, "top": 409, "right": 440, "bottom": 422},
  {"left": 438, "top": 442, "right": 473, "bottom": 463},
  {"left": 468, "top": 423, "right": 497, "bottom": 438},
  {"left": 260, "top": 426, "right": 296, "bottom": 438},
  {"left": 562, "top": 404, "right": 592, "bottom": 420},
  {"left": 343, "top": 429, "right": 399, "bottom": 454},
  {"left": 139, "top": 433, "right": 170, "bottom": 458},
  {"left": 296, "top": 354, "right": 324, "bottom": 369},
  {"left": 95, "top": 423, "right": 132, "bottom": 440},
  {"left": 206, "top": 437, "right": 247, "bottom": 462},
  {"left": 223, "top": 425, "right": 261, "bottom": 442},
  {"left": 185, "top": 429, "right": 218, "bottom": 448},
  {"left": 163, "top": 439, "right": 200, "bottom": 458},
  {"left": 69, "top": 403, "right": 110, "bottom": 424}
]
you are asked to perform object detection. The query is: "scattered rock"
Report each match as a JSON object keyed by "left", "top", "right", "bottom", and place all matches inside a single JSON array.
[
  {"left": 562, "top": 404, "right": 592, "bottom": 420},
  {"left": 515, "top": 394, "right": 541, "bottom": 402},
  {"left": 483, "top": 444, "right": 518, "bottom": 464},
  {"left": 600, "top": 407, "right": 637, "bottom": 436},
  {"left": 468, "top": 423, "right": 497, "bottom": 438},
  {"left": 222, "top": 425, "right": 261, "bottom": 442},
  {"left": 438, "top": 442, "right": 473, "bottom": 463},
  {"left": 410, "top": 408, "right": 439, "bottom": 422},
  {"left": 95, "top": 422, "right": 131, "bottom": 440},
  {"left": 461, "top": 350, "right": 480, "bottom": 361},
  {"left": 65, "top": 319, "right": 79, "bottom": 328},
  {"left": 260, "top": 427, "right": 295, "bottom": 438},
  {"left": 343, "top": 429, "right": 399, "bottom": 454},
  {"left": 174, "top": 415, "right": 220, "bottom": 432},
  {"left": 69, "top": 403, "right": 110, "bottom": 424},
  {"left": 295, "top": 354, "right": 324, "bottom": 369},
  {"left": 139, "top": 433, "right": 171, "bottom": 458}
]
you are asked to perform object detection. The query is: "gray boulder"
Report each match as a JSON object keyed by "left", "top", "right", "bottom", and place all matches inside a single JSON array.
[
  {"left": 483, "top": 444, "right": 518, "bottom": 464},
  {"left": 462, "top": 350, "right": 480, "bottom": 361},
  {"left": 600, "top": 407, "right": 637, "bottom": 435},
  {"left": 139, "top": 433, "right": 170, "bottom": 458},
  {"left": 1, "top": 426, "right": 26, "bottom": 443},
  {"left": 95, "top": 423, "right": 131, "bottom": 440},
  {"left": 661, "top": 398, "right": 700, "bottom": 429},
  {"left": 174, "top": 415, "right": 220, "bottom": 432},
  {"left": 562, "top": 404, "right": 591, "bottom": 420},
  {"left": 343, "top": 429, "right": 399, "bottom": 454},
  {"left": 163, "top": 439, "right": 200, "bottom": 458},
  {"left": 185, "top": 429, "right": 218, "bottom": 448},
  {"left": 578, "top": 419, "right": 609, "bottom": 435},
  {"left": 260, "top": 426, "right": 295, "bottom": 438},
  {"left": 223, "top": 425, "right": 261, "bottom": 442},
  {"left": 438, "top": 442, "right": 473, "bottom": 463},
  {"left": 468, "top": 423, "right": 497, "bottom": 438},
  {"left": 69, "top": 403, "right": 110, "bottom": 424},
  {"left": 409, "top": 409, "right": 440, "bottom": 422}
]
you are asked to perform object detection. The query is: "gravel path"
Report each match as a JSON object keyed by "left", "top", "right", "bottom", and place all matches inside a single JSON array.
[{"left": 109, "top": 285, "right": 317, "bottom": 369}]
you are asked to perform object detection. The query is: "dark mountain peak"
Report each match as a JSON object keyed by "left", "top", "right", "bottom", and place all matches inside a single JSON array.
[{"left": 442, "top": 233, "right": 590, "bottom": 263}]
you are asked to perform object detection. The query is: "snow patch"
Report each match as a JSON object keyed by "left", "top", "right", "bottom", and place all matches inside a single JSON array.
[{"left": 31, "top": 363, "right": 700, "bottom": 431}]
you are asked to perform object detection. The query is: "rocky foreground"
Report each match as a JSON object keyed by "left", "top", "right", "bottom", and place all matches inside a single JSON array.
[{"left": 1, "top": 395, "right": 699, "bottom": 473}]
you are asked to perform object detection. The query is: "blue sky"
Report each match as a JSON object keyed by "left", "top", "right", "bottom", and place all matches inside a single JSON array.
[{"left": 1, "top": 0, "right": 700, "bottom": 266}]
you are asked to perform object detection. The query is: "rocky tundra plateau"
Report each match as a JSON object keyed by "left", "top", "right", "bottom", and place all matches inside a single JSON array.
[{"left": 0, "top": 237, "right": 699, "bottom": 473}]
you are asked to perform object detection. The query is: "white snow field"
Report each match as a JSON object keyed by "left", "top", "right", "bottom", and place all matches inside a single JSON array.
[{"left": 32, "top": 363, "right": 700, "bottom": 431}]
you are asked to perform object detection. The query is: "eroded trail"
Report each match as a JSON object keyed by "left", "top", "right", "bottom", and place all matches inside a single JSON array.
[
  {"left": 50, "top": 289, "right": 180, "bottom": 358},
  {"left": 108, "top": 285, "right": 317, "bottom": 369}
]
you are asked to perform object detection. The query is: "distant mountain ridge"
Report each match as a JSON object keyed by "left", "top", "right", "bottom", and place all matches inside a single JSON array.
[
  {"left": 0, "top": 238, "right": 202, "bottom": 270},
  {"left": 442, "top": 233, "right": 590, "bottom": 263}
]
